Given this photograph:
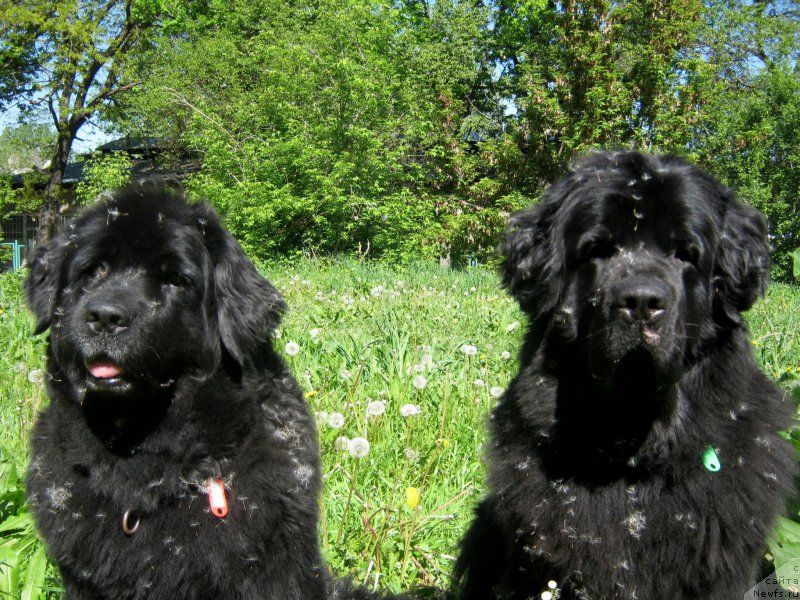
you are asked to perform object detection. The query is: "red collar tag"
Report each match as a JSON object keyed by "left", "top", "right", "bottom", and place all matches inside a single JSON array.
[{"left": 205, "top": 478, "right": 229, "bottom": 518}]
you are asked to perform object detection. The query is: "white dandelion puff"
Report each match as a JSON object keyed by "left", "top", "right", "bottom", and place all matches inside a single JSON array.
[
  {"left": 500, "top": 351, "right": 512, "bottom": 360},
  {"left": 334, "top": 436, "right": 349, "bottom": 451},
  {"left": 366, "top": 400, "right": 386, "bottom": 417},
  {"left": 490, "top": 386, "right": 504, "bottom": 398},
  {"left": 404, "top": 448, "right": 420, "bottom": 462},
  {"left": 460, "top": 344, "right": 478, "bottom": 356},
  {"left": 347, "top": 437, "right": 370, "bottom": 458},
  {"left": 27, "top": 369, "right": 45, "bottom": 384},
  {"left": 400, "top": 404, "right": 422, "bottom": 417},
  {"left": 412, "top": 375, "right": 427, "bottom": 390},
  {"left": 327, "top": 412, "right": 345, "bottom": 428},
  {"left": 284, "top": 341, "right": 300, "bottom": 356}
]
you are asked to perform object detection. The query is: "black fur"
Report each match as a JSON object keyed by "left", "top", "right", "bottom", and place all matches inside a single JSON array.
[
  {"left": 25, "top": 185, "right": 327, "bottom": 599},
  {"left": 455, "top": 151, "right": 796, "bottom": 600}
]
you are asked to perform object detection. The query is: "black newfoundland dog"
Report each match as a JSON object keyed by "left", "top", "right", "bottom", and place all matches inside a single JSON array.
[
  {"left": 26, "top": 186, "right": 374, "bottom": 599},
  {"left": 455, "top": 151, "right": 796, "bottom": 599}
]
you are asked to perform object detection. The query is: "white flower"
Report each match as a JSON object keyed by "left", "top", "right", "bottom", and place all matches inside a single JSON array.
[
  {"left": 541, "top": 592, "right": 553, "bottom": 600},
  {"left": 404, "top": 447, "right": 419, "bottom": 462},
  {"left": 366, "top": 400, "right": 386, "bottom": 417},
  {"left": 474, "top": 379, "right": 485, "bottom": 388},
  {"left": 490, "top": 386, "right": 504, "bottom": 398},
  {"left": 27, "top": 369, "right": 45, "bottom": 384},
  {"left": 506, "top": 321, "right": 521, "bottom": 332},
  {"left": 347, "top": 436, "right": 370, "bottom": 458},
  {"left": 460, "top": 344, "right": 478, "bottom": 356},
  {"left": 334, "top": 436, "right": 349, "bottom": 451},
  {"left": 309, "top": 328, "right": 322, "bottom": 339},
  {"left": 412, "top": 375, "right": 427, "bottom": 390},
  {"left": 284, "top": 341, "right": 300, "bottom": 356},
  {"left": 500, "top": 351, "right": 512, "bottom": 360},
  {"left": 400, "top": 404, "right": 422, "bottom": 417},
  {"left": 340, "top": 369, "right": 352, "bottom": 380},
  {"left": 547, "top": 581, "right": 558, "bottom": 590},
  {"left": 327, "top": 412, "right": 345, "bottom": 428}
]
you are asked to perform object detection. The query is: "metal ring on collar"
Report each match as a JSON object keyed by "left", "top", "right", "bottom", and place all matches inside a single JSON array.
[{"left": 122, "top": 509, "right": 140, "bottom": 536}]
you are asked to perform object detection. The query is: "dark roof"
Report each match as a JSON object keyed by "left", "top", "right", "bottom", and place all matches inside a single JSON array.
[
  {"left": 10, "top": 137, "right": 199, "bottom": 189},
  {"left": 96, "top": 137, "right": 165, "bottom": 154}
]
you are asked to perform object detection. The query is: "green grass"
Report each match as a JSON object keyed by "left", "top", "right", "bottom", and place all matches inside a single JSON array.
[{"left": 0, "top": 260, "right": 798, "bottom": 597}]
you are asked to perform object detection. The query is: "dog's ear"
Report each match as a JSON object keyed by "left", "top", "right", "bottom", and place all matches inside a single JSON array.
[
  {"left": 713, "top": 195, "right": 771, "bottom": 325},
  {"left": 501, "top": 199, "right": 563, "bottom": 315},
  {"left": 24, "top": 237, "right": 67, "bottom": 335},
  {"left": 201, "top": 206, "right": 286, "bottom": 365}
]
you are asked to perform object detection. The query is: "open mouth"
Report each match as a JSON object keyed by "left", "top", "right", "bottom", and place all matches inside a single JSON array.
[
  {"left": 84, "top": 359, "right": 177, "bottom": 394},
  {"left": 85, "top": 360, "right": 130, "bottom": 391}
]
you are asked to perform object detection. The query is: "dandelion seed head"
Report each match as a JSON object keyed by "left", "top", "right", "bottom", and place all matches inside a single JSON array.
[
  {"left": 404, "top": 447, "right": 419, "bottom": 462},
  {"left": 366, "top": 400, "right": 386, "bottom": 417},
  {"left": 412, "top": 375, "right": 427, "bottom": 390},
  {"left": 460, "top": 344, "right": 478, "bottom": 356},
  {"left": 284, "top": 341, "right": 300, "bottom": 356},
  {"left": 327, "top": 412, "right": 345, "bottom": 428},
  {"left": 348, "top": 436, "right": 370, "bottom": 458},
  {"left": 400, "top": 404, "right": 422, "bottom": 417},
  {"left": 27, "top": 369, "right": 45, "bottom": 384}
]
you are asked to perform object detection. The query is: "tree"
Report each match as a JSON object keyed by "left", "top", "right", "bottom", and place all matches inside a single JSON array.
[
  {"left": 490, "top": 0, "right": 708, "bottom": 190},
  {"left": 117, "top": 0, "right": 499, "bottom": 262},
  {"left": 697, "top": 0, "right": 800, "bottom": 280},
  {"left": 0, "top": 0, "right": 165, "bottom": 238}
]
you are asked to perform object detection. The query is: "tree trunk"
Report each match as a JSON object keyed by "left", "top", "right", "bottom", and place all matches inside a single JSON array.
[{"left": 38, "top": 128, "right": 76, "bottom": 244}]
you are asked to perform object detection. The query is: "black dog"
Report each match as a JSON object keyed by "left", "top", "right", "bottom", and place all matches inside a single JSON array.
[
  {"left": 455, "top": 151, "right": 796, "bottom": 599},
  {"left": 25, "top": 186, "right": 329, "bottom": 599}
]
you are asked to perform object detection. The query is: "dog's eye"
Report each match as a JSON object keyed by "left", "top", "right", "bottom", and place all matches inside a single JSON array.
[
  {"left": 674, "top": 244, "right": 700, "bottom": 266},
  {"left": 163, "top": 272, "right": 190, "bottom": 289},
  {"left": 90, "top": 262, "right": 110, "bottom": 280},
  {"left": 580, "top": 240, "right": 616, "bottom": 263}
]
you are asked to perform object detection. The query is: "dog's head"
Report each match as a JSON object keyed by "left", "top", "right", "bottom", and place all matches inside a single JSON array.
[
  {"left": 503, "top": 151, "right": 769, "bottom": 393},
  {"left": 25, "top": 184, "right": 285, "bottom": 408}
]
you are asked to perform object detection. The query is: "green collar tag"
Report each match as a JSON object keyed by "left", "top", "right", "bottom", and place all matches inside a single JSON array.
[{"left": 703, "top": 446, "right": 721, "bottom": 472}]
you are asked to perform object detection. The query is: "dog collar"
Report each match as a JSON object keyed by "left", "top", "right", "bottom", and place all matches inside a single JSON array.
[
  {"left": 703, "top": 446, "right": 721, "bottom": 472},
  {"left": 205, "top": 478, "right": 229, "bottom": 517},
  {"left": 121, "top": 478, "right": 229, "bottom": 536}
]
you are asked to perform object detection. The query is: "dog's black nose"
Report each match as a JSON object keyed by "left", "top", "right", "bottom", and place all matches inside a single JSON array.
[
  {"left": 613, "top": 281, "right": 668, "bottom": 324},
  {"left": 86, "top": 301, "right": 130, "bottom": 334}
]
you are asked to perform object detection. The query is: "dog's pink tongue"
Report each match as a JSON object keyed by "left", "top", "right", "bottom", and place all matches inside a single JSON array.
[{"left": 89, "top": 363, "right": 122, "bottom": 379}]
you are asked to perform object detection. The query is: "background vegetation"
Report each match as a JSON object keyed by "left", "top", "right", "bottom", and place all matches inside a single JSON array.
[
  {"left": 1, "top": 262, "right": 799, "bottom": 597},
  {"left": 1, "top": 0, "right": 799, "bottom": 274}
]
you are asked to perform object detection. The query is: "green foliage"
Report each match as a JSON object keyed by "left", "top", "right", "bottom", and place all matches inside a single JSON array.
[
  {"left": 74, "top": 152, "right": 133, "bottom": 204},
  {"left": 770, "top": 517, "right": 800, "bottom": 587},
  {"left": 490, "top": 0, "right": 708, "bottom": 188},
  {"left": 0, "top": 453, "right": 51, "bottom": 600},
  {"left": 792, "top": 249, "right": 800, "bottom": 281},
  {"left": 0, "top": 272, "right": 51, "bottom": 598},
  {"left": 700, "top": 67, "right": 800, "bottom": 281},
  {"left": 0, "top": 123, "right": 55, "bottom": 176},
  {"left": 119, "top": 0, "right": 508, "bottom": 263}
]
